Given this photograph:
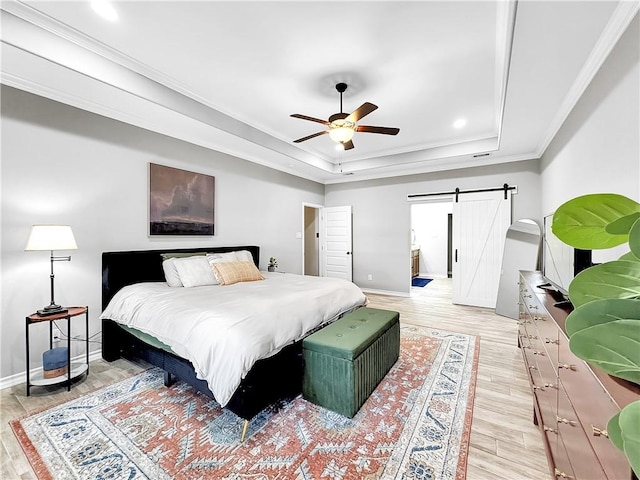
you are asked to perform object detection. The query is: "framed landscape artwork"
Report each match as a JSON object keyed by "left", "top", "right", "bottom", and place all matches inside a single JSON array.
[{"left": 149, "top": 163, "right": 215, "bottom": 236}]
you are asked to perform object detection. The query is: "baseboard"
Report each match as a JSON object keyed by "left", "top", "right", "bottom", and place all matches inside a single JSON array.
[
  {"left": 0, "top": 349, "right": 103, "bottom": 391},
  {"left": 361, "top": 288, "right": 411, "bottom": 298}
]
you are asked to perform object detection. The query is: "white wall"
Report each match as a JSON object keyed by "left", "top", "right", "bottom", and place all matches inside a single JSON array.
[
  {"left": 541, "top": 13, "right": 639, "bottom": 208},
  {"left": 0, "top": 86, "right": 324, "bottom": 379},
  {"left": 325, "top": 160, "right": 541, "bottom": 294},
  {"left": 540, "top": 13, "right": 639, "bottom": 263},
  {"left": 411, "top": 201, "right": 453, "bottom": 277}
]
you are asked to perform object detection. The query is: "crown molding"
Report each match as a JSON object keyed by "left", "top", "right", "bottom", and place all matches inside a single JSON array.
[{"left": 494, "top": 0, "right": 519, "bottom": 145}]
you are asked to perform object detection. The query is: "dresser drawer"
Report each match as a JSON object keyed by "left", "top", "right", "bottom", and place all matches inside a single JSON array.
[
  {"left": 558, "top": 334, "right": 631, "bottom": 479},
  {"left": 557, "top": 385, "right": 606, "bottom": 479},
  {"left": 532, "top": 313, "right": 560, "bottom": 368},
  {"left": 530, "top": 367, "right": 558, "bottom": 432},
  {"left": 550, "top": 432, "right": 575, "bottom": 480}
]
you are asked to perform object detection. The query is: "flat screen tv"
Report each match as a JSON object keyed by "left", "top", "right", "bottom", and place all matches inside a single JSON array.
[{"left": 542, "top": 214, "right": 592, "bottom": 297}]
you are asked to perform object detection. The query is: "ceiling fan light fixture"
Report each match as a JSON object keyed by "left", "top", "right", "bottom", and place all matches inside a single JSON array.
[
  {"left": 328, "top": 119, "right": 355, "bottom": 143},
  {"left": 291, "top": 82, "right": 398, "bottom": 149}
]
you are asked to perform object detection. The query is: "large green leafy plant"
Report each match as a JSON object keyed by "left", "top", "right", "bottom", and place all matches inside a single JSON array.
[{"left": 552, "top": 193, "right": 640, "bottom": 477}]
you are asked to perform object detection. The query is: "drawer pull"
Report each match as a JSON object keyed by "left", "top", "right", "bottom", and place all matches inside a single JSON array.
[
  {"left": 591, "top": 425, "right": 609, "bottom": 438},
  {"left": 533, "top": 385, "right": 545, "bottom": 391},
  {"left": 518, "top": 321, "right": 531, "bottom": 325},
  {"left": 556, "top": 416, "right": 576, "bottom": 426},
  {"left": 523, "top": 294, "right": 532, "bottom": 298},
  {"left": 544, "top": 425, "right": 557, "bottom": 434},
  {"left": 529, "top": 305, "right": 539, "bottom": 310},
  {"left": 545, "top": 383, "right": 558, "bottom": 389},
  {"left": 522, "top": 345, "right": 531, "bottom": 349},
  {"left": 534, "top": 316, "right": 547, "bottom": 321},
  {"left": 533, "top": 350, "right": 546, "bottom": 356},
  {"left": 554, "top": 468, "right": 573, "bottom": 479},
  {"left": 558, "top": 363, "right": 577, "bottom": 371},
  {"left": 545, "top": 338, "right": 559, "bottom": 345},
  {"left": 528, "top": 365, "right": 537, "bottom": 371},
  {"left": 528, "top": 335, "right": 539, "bottom": 339}
]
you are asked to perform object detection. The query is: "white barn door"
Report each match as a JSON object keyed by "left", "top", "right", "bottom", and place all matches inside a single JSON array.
[
  {"left": 452, "top": 190, "right": 511, "bottom": 307},
  {"left": 320, "top": 206, "right": 353, "bottom": 281}
]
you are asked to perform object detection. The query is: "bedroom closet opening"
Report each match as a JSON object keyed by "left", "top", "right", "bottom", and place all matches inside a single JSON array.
[{"left": 410, "top": 201, "right": 453, "bottom": 298}]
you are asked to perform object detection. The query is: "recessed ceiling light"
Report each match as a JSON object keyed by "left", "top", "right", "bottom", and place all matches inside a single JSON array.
[
  {"left": 90, "top": 0, "right": 119, "bottom": 22},
  {"left": 453, "top": 118, "right": 467, "bottom": 129}
]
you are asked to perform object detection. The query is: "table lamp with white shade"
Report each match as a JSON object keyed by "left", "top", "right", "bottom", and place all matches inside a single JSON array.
[{"left": 25, "top": 225, "right": 78, "bottom": 316}]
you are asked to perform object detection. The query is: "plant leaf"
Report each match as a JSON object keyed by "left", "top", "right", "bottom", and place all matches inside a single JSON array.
[
  {"left": 607, "top": 411, "right": 624, "bottom": 451},
  {"left": 619, "top": 400, "right": 640, "bottom": 478},
  {"left": 606, "top": 212, "right": 640, "bottom": 234},
  {"left": 630, "top": 218, "right": 640, "bottom": 259},
  {"left": 568, "top": 319, "right": 640, "bottom": 384},
  {"left": 552, "top": 194, "right": 640, "bottom": 249},
  {"left": 619, "top": 251, "right": 640, "bottom": 262},
  {"left": 568, "top": 261, "right": 640, "bottom": 308},
  {"left": 566, "top": 298, "right": 640, "bottom": 336}
]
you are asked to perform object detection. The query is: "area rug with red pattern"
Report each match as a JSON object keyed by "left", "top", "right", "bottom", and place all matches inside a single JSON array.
[{"left": 11, "top": 325, "right": 479, "bottom": 480}]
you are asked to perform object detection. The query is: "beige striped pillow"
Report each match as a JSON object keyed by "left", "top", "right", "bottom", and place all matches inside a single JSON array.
[{"left": 212, "top": 261, "right": 264, "bottom": 285}]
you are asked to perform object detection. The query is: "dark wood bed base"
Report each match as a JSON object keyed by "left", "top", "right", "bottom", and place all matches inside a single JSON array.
[{"left": 101, "top": 246, "right": 304, "bottom": 422}]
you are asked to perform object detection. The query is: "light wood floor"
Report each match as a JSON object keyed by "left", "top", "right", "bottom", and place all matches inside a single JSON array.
[{"left": 1, "top": 278, "right": 550, "bottom": 479}]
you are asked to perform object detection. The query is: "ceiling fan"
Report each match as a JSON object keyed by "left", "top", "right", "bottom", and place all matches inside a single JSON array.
[{"left": 291, "top": 83, "right": 399, "bottom": 150}]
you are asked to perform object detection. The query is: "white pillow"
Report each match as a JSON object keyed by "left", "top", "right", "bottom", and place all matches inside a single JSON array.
[
  {"left": 173, "top": 256, "right": 218, "bottom": 287},
  {"left": 206, "top": 251, "right": 239, "bottom": 263},
  {"left": 162, "top": 258, "right": 183, "bottom": 287},
  {"left": 234, "top": 250, "right": 254, "bottom": 263}
]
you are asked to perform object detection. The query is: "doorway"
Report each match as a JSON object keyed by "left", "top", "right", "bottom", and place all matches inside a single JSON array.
[
  {"left": 409, "top": 189, "right": 511, "bottom": 306},
  {"left": 302, "top": 204, "right": 354, "bottom": 281},
  {"left": 410, "top": 201, "right": 453, "bottom": 288},
  {"left": 303, "top": 204, "right": 321, "bottom": 276}
]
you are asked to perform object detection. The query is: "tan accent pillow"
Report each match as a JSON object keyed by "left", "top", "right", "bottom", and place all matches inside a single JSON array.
[{"left": 212, "top": 261, "right": 264, "bottom": 285}]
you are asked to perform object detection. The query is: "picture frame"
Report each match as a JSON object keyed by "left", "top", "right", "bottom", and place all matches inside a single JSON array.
[{"left": 149, "top": 163, "right": 215, "bottom": 236}]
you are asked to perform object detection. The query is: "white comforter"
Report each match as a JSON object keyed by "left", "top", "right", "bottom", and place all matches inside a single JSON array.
[{"left": 100, "top": 272, "right": 367, "bottom": 406}]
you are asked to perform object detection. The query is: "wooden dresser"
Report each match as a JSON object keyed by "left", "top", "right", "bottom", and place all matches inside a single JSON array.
[{"left": 518, "top": 271, "right": 639, "bottom": 480}]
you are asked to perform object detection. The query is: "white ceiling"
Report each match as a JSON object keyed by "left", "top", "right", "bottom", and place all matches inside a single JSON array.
[{"left": 1, "top": 1, "right": 637, "bottom": 183}]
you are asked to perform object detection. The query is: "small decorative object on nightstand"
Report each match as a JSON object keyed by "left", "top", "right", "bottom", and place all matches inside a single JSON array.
[
  {"left": 25, "top": 306, "right": 89, "bottom": 396},
  {"left": 268, "top": 256, "right": 278, "bottom": 272}
]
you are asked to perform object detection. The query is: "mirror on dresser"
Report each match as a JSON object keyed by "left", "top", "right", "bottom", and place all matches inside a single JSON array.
[{"left": 495, "top": 218, "right": 541, "bottom": 319}]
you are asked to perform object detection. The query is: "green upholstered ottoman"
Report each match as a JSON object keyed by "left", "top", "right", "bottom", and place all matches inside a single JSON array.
[{"left": 302, "top": 307, "right": 400, "bottom": 418}]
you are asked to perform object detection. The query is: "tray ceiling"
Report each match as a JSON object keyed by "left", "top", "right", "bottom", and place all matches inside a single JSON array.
[{"left": 1, "top": 1, "right": 637, "bottom": 183}]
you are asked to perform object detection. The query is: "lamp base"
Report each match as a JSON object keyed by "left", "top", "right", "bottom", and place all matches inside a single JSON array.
[{"left": 37, "top": 304, "right": 67, "bottom": 317}]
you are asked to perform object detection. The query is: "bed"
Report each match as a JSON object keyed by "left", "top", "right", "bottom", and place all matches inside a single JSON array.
[{"left": 100, "top": 245, "right": 366, "bottom": 436}]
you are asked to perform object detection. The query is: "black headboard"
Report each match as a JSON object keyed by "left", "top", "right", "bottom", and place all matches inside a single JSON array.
[{"left": 102, "top": 246, "right": 260, "bottom": 311}]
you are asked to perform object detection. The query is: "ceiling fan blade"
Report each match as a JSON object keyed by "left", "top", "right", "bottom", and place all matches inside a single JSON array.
[
  {"left": 342, "top": 140, "right": 355, "bottom": 150},
  {"left": 356, "top": 125, "right": 400, "bottom": 135},
  {"left": 293, "top": 131, "right": 328, "bottom": 143},
  {"left": 290, "top": 114, "right": 329, "bottom": 125},
  {"left": 345, "top": 102, "right": 378, "bottom": 123}
]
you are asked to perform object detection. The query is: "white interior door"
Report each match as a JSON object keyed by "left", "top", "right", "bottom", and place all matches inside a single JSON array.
[
  {"left": 452, "top": 190, "right": 512, "bottom": 307},
  {"left": 320, "top": 206, "right": 353, "bottom": 281}
]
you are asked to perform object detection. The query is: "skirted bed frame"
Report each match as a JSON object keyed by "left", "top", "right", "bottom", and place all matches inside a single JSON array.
[{"left": 101, "top": 246, "right": 304, "bottom": 437}]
